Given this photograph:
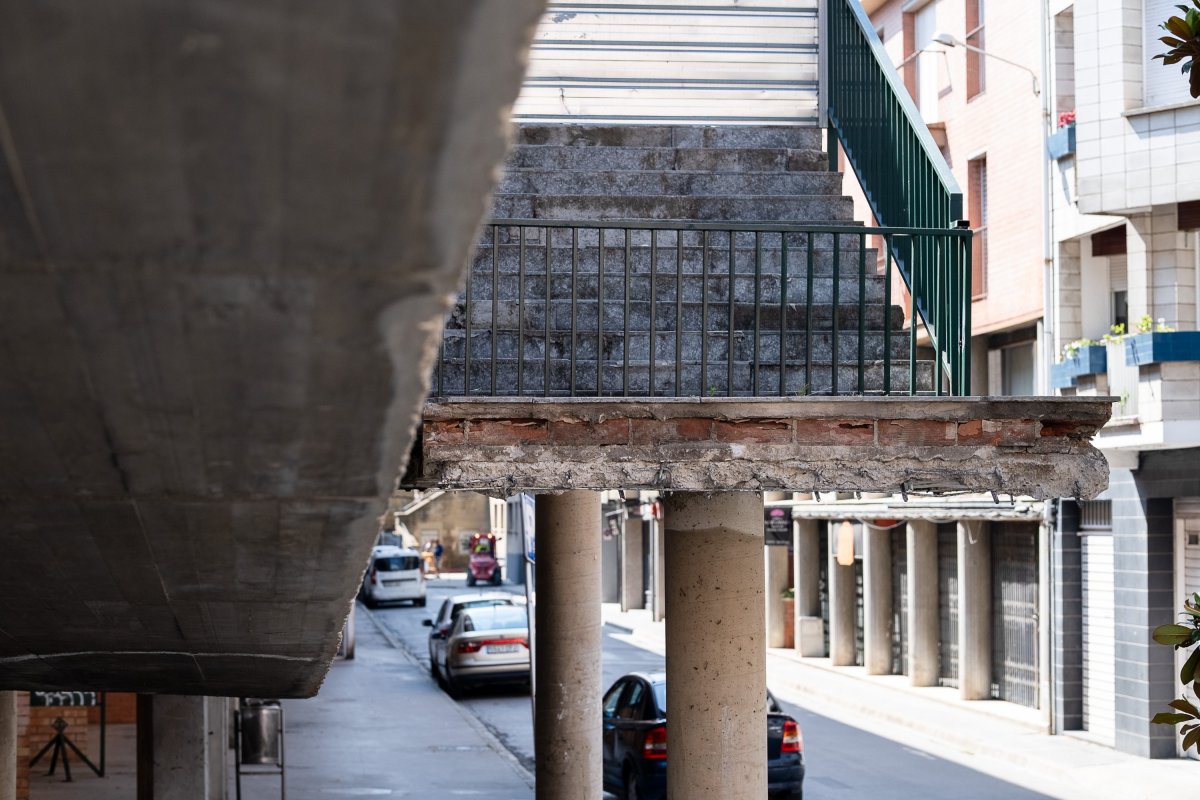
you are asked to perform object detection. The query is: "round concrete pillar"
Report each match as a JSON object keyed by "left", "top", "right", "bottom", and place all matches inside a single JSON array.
[
  {"left": 664, "top": 491, "right": 766, "bottom": 800},
  {"left": 534, "top": 490, "right": 602, "bottom": 800}
]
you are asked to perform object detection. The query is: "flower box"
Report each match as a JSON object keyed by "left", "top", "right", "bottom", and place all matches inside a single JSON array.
[
  {"left": 1047, "top": 123, "right": 1076, "bottom": 160},
  {"left": 1051, "top": 344, "right": 1108, "bottom": 389},
  {"left": 1124, "top": 331, "right": 1200, "bottom": 366}
]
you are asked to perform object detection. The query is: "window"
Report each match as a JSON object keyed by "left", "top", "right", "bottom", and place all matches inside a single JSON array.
[
  {"left": 375, "top": 556, "right": 420, "bottom": 572},
  {"left": 966, "top": 0, "right": 985, "bottom": 98},
  {"left": 969, "top": 156, "right": 988, "bottom": 298},
  {"left": 1145, "top": 0, "right": 1196, "bottom": 108},
  {"left": 904, "top": 0, "right": 944, "bottom": 121}
]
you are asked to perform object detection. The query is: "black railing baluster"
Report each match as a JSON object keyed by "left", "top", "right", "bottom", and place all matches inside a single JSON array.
[
  {"left": 858, "top": 232, "right": 866, "bottom": 394},
  {"left": 702, "top": 229, "right": 709, "bottom": 396},
  {"left": 832, "top": 233, "right": 840, "bottom": 396},
  {"left": 465, "top": 228, "right": 475, "bottom": 395},
  {"left": 492, "top": 226, "right": 499, "bottom": 395},
  {"left": 650, "top": 229, "right": 658, "bottom": 397},
  {"left": 780, "top": 232, "right": 789, "bottom": 396},
  {"left": 753, "top": 232, "right": 762, "bottom": 396},
  {"left": 544, "top": 225, "right": 552, "bottom": 396},
  {"left": 883, "top": 233, "right": 893, "bottom": 396},
  {"left": 624, "top": 227, "right": 631, "bottom": 396},
  {"left": 571, "top": 226, "right": 578, "bottom": 396},
  {"left": 805, "top": 232, "right": 813, "bottom": 398},
  {"left": 676, "top": 231, "right": 684, "bottom": 395},
  {"left": 727, "top": 231, "right": 735, "bottom": 396},
  {"left": 597, "top": 226, "right": 604, "bottom": 395}
]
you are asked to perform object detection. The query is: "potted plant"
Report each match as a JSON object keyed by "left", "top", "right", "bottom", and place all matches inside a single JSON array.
[
  {"left": 1152, "top": 1, "right": 1200, "bottom": 99},
  {"left": 1124, "top": 315, "right": 1200, "bottom": 365},
  {"left": 1050, "top": 334, "right": 1107, "bottom": 389},
  {"left": 782, "top": 587, "right": 795, "bottom": 649},
  {"left": 1047, "top": 110, "right": 1076, "bottom": 160}
]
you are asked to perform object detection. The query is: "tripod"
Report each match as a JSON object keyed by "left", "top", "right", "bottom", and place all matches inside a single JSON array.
[{"left": 29, "top": 717, "right": 101, "bottom": 782}]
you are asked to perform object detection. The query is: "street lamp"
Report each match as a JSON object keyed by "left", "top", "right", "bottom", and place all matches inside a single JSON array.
[{"left": 931, "top": 31, "right": 1040, "bottom": 96}]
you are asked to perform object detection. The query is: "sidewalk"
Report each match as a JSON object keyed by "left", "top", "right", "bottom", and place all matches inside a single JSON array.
[
  {"left": 29, "top": 607, "right": 533, "bottom": 800},
  {"left": 602, "top": 603, "right": 1198, "bottom": 800}
]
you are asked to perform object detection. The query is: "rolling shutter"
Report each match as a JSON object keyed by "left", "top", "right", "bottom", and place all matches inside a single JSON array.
[
  {"left": 938, "top": 523, "right": 959, "bottom": 688},
  {"left": 990, "top": 523, "right": 1039, "bottom": 708},
  {"left": 1081, "top": 524, "right": 1116, "bottom": 746},
  {"left": 892, "top": 529, "right": 909, "bottom": 676}
]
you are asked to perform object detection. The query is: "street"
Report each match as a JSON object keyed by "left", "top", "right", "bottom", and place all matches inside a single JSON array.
[{"left": 371, "top": 576, "right": 1054, "bottom": 800}]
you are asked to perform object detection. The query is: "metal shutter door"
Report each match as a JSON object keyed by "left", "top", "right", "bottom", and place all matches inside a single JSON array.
[
  {"left": 938, "top": 523, "right": 959, "bottom": 688},
  {"left": 991, "top": 523, "right": 1039, "bottom": 708},
  {"left": 515, "top": 0, "right": 820, "bottom": 124},
  {"left": 1082, "top": 532, "right": 1116, "bottom": 746}
]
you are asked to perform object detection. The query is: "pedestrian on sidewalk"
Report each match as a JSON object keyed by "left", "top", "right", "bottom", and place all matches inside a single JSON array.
[{"left": 433, "top": 540, "right": 444, "bottom": 576}]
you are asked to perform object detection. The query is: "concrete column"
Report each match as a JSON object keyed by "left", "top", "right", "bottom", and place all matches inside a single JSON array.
[
  {"left": 137, "top": 694, "right": 226, "bottom": 800},
  {"left": 828, "top": 522, "right": 857, "bottom": 667},
  {"left": 664, "top": 492, "right": 766, "bottom": 800},
  {"left": 765, "top": 544, "right": 789, "bottom": 649},
  {"left": 863, "top": 526, "right": 893, "bottom": 675},
  {"left": 534, "top": 491, "right": 602, "bottom": 800},
  {"left": 793, "top": 519, "right": 823, "bottom": 656},
  {"left": 652, "top": 516, "right": 666, "bottom": 622},
  {"left": 958, "top": 520, "right": 992, "bottom": 701},
  {"left": 0, "top": 692, "right": 15, "bottom": 800},
  {"left": 907, "top": 520, "right": 940, "bottom": 687},
  {"left": 621, "top": 515, "right": 645, "bottom": 612}
]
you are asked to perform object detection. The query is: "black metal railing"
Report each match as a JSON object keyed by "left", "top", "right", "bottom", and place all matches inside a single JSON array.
[
  {"left": 827, "top": 0, "right": 972, "bottom": 395},
  {"left": 433, "top": 219, "right": 971, "bottom": 399}
]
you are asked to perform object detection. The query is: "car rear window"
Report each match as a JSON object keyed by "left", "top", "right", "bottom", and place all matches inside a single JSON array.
[
  {"left": 652, "top": 683, "right": 666, "bottom": 715},
  {"left": 462, "top": 606, "right": 527, "bottom": 632},
  {"left": 375, "top": 556, "right": 420, "bottom": 572}
]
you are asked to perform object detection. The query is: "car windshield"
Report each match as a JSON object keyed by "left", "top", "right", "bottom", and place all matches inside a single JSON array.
[
  {"left": 462, "top": 606, "right": 527, "bottom": 632},
  {"left": 375, "top": 556, "right": 420, "bottom": 571}
]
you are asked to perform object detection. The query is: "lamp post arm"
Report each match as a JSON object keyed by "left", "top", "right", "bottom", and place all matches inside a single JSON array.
[{"left": 952, "top": 40, "right": 1040, "bottom": 95}]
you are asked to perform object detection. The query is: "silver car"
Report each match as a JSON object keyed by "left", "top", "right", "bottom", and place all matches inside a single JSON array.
[{"left": 439, "top": 604, "right": 530, "bottom": 697}]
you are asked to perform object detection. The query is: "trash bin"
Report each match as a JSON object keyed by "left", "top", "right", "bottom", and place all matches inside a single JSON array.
[{"left": 239, "top": 701, "right": 282, "bottom": 766}]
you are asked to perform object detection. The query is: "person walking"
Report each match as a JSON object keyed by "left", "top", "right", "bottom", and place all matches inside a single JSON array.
[{"left": 433, "top": 540, "right": 444, "bottom": 576}]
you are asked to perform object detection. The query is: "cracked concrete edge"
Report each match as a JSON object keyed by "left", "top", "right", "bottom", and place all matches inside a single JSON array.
[{"left": 356, "top": 602, "right": 536, "bottom": 790}]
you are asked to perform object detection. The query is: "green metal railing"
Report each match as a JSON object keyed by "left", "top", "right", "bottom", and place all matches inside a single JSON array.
[{"left": 827, "top": 0, "right": 972, "bottom": 395}]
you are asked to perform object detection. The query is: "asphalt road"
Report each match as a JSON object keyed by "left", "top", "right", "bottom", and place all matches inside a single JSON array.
[{"left": 371, "top": 576, "right": 1052, "bottom": 800}]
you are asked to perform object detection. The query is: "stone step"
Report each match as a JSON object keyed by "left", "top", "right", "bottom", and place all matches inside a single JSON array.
[
  {"left": 442, "top": 327, "right": 914, "bottom": 364},
  {"left": 448, "top": 300, "right": 906, "bottom": 334},
  {"left": 514, "top": 124, "right": 825, "bottom": 150},
  {"left": 470, "top": 242, "right": 884, "bottom": 279},
  {"left": 435, "top": 359, "right": 933, "bottom": 397},
  {"left": 503, "top": 145, "right": 828, "bottom": 173},
  {"left": 462, "top": 269, "right": 889, "bottom": 306},
  {"left": 481, "top": 228, "right": 873, "bottom": 252},
  {"left": 497, "top": 168, "right": 844, "bottom": 198},
  {"left": 491, "top": 194, "right": 855, "bottom": 223}
]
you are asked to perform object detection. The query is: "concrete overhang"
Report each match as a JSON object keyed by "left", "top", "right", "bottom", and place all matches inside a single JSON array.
[
  {"left": 0, "top": 0, "right": 545, "bottom": 697},
  {"left": 404, "top": 397, "right": 1113, "bottom": 499}
]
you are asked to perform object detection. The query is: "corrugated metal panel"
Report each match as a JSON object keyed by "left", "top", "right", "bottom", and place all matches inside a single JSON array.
[
  {"left": 514, "top": 1, "right": 820, "bottom": 124},
  {"left": 1082, "top": 531, "right": 1116, "bottom": 746},
  {"left": 938, "top": 523, "right": 959, "bottom": 688},
  {"left": 892, "top": 529, "right": 909, "bottom": 675},
  {"left": 855, "top": 558, "right": 865, "bottom": 667},
  {"left": 819, "top": 526, "right": 830, "bottom": 657},
  {"left": 991, "top": 522, "right": 1039, "bottom": 708}
]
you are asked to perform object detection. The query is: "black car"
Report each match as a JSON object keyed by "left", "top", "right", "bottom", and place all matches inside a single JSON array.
[{"left": 601, "top": 672, "right": 805, "bottom": 800}]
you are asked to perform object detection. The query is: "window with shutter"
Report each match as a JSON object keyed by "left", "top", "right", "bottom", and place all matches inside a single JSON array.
[
  {"left": 969, "top": 157, "right": 988, "bottom": 299},
  {"left": 1145, "top": 0, "right": 1197, "bottom": 108}
]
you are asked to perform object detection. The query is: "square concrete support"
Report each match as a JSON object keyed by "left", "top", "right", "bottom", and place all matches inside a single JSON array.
[
  {"left": 958, "top": 520, "right": 992, "bottom": 701},
  {"left": 652, "top": 517, "right": 666, "bottom": 623},
  {"left": 665, "top": 492, "right": 766, "bottom": 800},
  {"left": 863, "top": 525, "right": 893, "bottom": 675},
  {"left": 136, "top": 694, "right": 227, "bottom": 800},
  {"left": 828, "top": 522, "right": 857, "bottom": 667},
  {"left": 621, "top": 516, "right": 645, "bottom": 612},
  {"left": 534, "top": 490, "right": 602, "bottom": 800},
  {"left": 765, "top": 543, "right": 790, "bottom": 648},
  {"left": 907, "top": 520, "right": 940, "bottom": 687},
  {"left": 1, "top": 692, "right": 14, "bottom": 800},
  {"left": 793, "top": 519, "right": 824, "bottom": 657}
]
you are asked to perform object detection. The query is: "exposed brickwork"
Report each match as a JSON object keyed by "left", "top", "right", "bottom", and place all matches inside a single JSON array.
[
  {"left": 712, "top": 419, "right": 793, "bottom": 444},
  {"left": 794, "top": 419, "right": 875, "bottom": 445},
  {"left": 629, "top": 418, "right": 713, "bottom": 444},
  {"left": 425, "top": 420, "right": 465, "bottom": 445},
  {"left": 548, "top": 418, "right": 630, "bottom": 445},
  {"left": 877, "top": 419, "right": 955, "bottom": 446},
  {"left": 467, "top": 418, "right": 549, "bottom": 444},
  {"left": 957, "top": 418, "right": 1039, "bottom": 446}
]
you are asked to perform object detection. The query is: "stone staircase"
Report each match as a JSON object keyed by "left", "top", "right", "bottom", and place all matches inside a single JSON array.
[{"left": 435, "top": 125, "right": 930, "bottom": 397}]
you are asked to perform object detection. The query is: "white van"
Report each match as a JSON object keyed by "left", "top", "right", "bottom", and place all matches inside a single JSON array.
[{"left": 361, "top": 545, "right": 426, "bottom": 607}]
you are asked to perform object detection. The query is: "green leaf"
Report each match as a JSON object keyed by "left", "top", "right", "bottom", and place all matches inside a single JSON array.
[
  {"left": 1152, "top": 712, "right": 1194, "bottom": 725},
  {"left": 1162, "top": 35, "right": 1187, "bottom": 46},
  {"left": 1166, "top": 16, "right": 1193, "bottom": 39},
  {"left": 1168, "top": 698, "right": 1200, "bottom": 717},
  {"left": 1183, "top": 723, "right": 1200, "bottom": 734},
  {"left": 1185, "top": 726, "right": 1200, "bottom": 753},
  {"left": 1184, "top": 649, "right": 1200, "bottom": 686},
  {"left": 1163, "top": 53, "right": 1185, "bottom": 64},
  {"left": 1153, "top": 624, "right": 1194, "bottom": 646}
]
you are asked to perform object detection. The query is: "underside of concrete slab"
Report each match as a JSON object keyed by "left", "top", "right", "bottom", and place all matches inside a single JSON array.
[
  {"left": 0, "top": 0, "right": 545, "bottom": 697},
  {"left": 404, "top": 396, "right": 1113, "bottom": 499}
]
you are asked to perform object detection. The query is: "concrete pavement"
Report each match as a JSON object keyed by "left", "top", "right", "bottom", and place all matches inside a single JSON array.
[
  {"left": 27, "top": 605, "right": 533, "bottom": 800},
  {"left": 602, "top": 603, "right": 1198, "bottom": 800}
]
